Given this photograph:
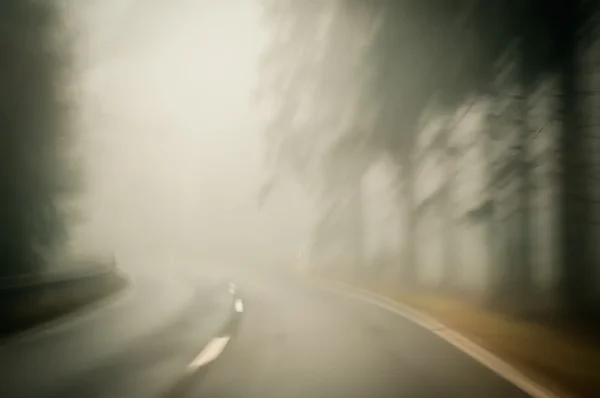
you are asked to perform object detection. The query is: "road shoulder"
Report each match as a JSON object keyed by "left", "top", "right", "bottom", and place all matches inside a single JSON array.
[{"left": 315, "top": 276, "right": 582, "bottom": 398}]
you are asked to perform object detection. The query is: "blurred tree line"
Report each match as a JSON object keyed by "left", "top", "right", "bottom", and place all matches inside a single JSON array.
[
  {"left": 259, "top": 0, "right": 600, "bottom": 319},
  {"left": 0, "top": 1, "right": 79, "bottom": 277}
]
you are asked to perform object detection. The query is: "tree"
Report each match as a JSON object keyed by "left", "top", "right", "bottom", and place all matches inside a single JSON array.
[
  {"left": 258, "top": 0, "right": 377, "bottom": 270},
  {"left": 259, "top": 0, "right": 515, "bottom": 286},
  {"left": 551, "top": 0, "right": 598, "bottom": 313},
  {"left": 459, "top": 0, "right": 600, "bottom": 312},
  {"left": 0, "top": 1, "right": 79, "bottom": 276},
  {"left": 259, "top": 0, "right": 600, "bottom": 313}
]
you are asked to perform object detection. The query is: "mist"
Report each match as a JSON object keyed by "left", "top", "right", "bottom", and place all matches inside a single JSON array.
[
  {"left": 2, "top": 2, "right": 600, "bottom": 397},
  {"left": 64, "top": 0, "right": 315, "bottom": 273}
]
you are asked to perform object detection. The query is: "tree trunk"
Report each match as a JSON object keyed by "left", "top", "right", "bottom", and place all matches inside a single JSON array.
[
  {"left": 555, "top": 0, "right": 592, "bottom": 314},
  {"left": 401, "top": 156, "right": 417, "bottom": 286},
  {"left": 516, "top": 163, "right": 533, "bottom": 298},
  {"left": 484, "top": 130, "right": 500, "bottom": 301},
  {"left": 514, "top": 68, "right": 533, "bottom": 301},
  {"left": 439, "top": 125, "right": 457, "bottom": 290},
  {"left": 349, "top": 176, "right": 365, "bottom": 279}
]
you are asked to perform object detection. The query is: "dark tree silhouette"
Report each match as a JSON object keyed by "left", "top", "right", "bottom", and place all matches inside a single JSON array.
[
  {"left": 0, "top": 1, "right": 79, "bottom": 277},
  {"left": 259, "top": 0, "right": 600, "bottom": 314}
]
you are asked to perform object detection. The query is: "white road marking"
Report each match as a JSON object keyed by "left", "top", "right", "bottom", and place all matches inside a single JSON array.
[
  {"left": 188, "top": 336, "right": 231, "bottom": 371},
  {"left": 434, "top": 329, "right": 563, "bottom": 398},
  {"left": 322, "top": 280, "right": 563, "bottom": 398},
  {"left": 228, "top": 282, "right": 236, "bottom": 294},
  {"left": 234, "top": 298, "right": 244, "bottom": 313},
  {"left": 185, "top": 283, "right": 241, "bottom": 372}
]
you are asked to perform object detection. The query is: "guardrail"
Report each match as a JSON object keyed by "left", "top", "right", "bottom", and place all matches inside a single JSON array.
[
  {"left": 0, "top": 258, "right": 115, "bottom": 291},
  {"left": 0, "top": 256, "right": 126, "bottom": 338}
]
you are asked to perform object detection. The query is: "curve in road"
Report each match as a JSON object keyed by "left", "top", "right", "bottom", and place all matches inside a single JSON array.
[{"left": 184, "top": 273, "right": 534, "bottom": 398}]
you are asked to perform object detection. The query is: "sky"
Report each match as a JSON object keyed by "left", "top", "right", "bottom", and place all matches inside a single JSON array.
[{"left": 65, "top": 0, "right": 316, "bottom": 271}]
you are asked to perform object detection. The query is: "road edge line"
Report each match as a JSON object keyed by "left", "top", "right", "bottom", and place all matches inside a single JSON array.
[{"left": 320, "top": 279, "right": 564, "bottom": 398}]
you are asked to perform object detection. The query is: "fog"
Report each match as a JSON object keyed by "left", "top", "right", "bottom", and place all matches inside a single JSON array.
[
  {"left": 65, "top": 0, "right": 315, "bottom": 272},
  {"left": 54, "top": 0, "right": 573, "bottom": 301},
  {"left": 3, "top": 3, "right": 599, "bottom": 396}
]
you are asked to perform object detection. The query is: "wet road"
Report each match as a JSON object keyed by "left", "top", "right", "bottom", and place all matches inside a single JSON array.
[
  {"left": 0, "top": 266, "right": 233, "bottom": 398},
  {"left": 0, "top": 268, "right": 533, "bottom": 398},
  {"left": 184, "top": 272, "right": 532, "bottom": 398}
]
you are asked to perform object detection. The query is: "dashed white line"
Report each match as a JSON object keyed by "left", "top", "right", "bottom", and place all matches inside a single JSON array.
[
  {"left": 186, "top": 283, "right": 242, "bottom": 372},
  {"left": 234, "top": 298, "right": 244, "bottom": 313},
  {"left": 188, "top": 336, "right": 231, "bottom": 371},
  {"left": 228, "top": 282, "right": 236, "bottom": 294}
]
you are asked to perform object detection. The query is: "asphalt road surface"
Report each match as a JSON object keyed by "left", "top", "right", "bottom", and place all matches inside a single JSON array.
[
  {"left": 0, "top": 266, "right": 233, "bottom": 398},
  {"left": 183, "top": 271, "right": 532, "bottom": 398},
  {"left": 1, "top": 268, "right": 533, "bottom": 398}
]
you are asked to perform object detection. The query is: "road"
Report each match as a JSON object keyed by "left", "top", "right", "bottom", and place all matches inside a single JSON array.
[
  {"left": 0, "top": 266, "right": 234, "bottom": 398},
  {"left": 1, "top": 268, "right": 533, "bottom": 398},
  {"left": 182, "top": 271, "right": 532, "bottom": 398}
]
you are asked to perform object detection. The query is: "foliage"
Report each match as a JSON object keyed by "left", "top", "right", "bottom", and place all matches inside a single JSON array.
[
  {"left": 259, "top": 0, "right": 600, "bottom": 310},
  {"left": 0, "top": 1, "right": 80, "bottom": 276}
]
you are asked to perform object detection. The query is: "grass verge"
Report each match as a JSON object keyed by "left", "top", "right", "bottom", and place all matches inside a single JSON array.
[{"left": 318, "top": 273, "right": 600, "bottom": 398}]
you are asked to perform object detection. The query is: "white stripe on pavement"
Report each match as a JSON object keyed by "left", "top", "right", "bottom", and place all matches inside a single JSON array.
[
  {"left": 234, "top": 298, "right": 244, "bottom": 313},
  {"left": 321, "top": 280, "right": 563, "bottom": 398},
  {"left": 188, "top": 336, "right": 231, "bottom": 371},
  {"left": 228, "top": 282, "right": 236, "bottom": 294}
]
